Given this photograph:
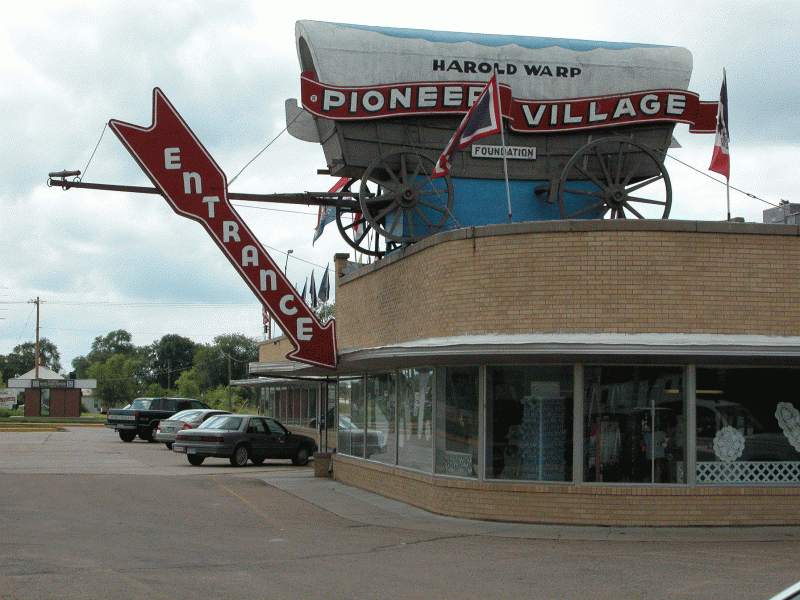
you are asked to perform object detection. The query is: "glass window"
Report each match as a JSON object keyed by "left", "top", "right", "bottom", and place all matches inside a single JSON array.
[
  {"left": 696, "top": 367, "right": 800, "bottom": 484},
  {"left": 366, "top": 373, "right": 395, "bottom": 465},
  {"left": 397, "top": 368, "right": 433, "bottom": 472},
  {"left": 337, "top": 377, "right": 363, "bottom": 457},
  {"left": 436, "top": 367, "right": 479, "bottom": 477},
  {"left": 486, "top": 366, "right": 573, "bottom": 482},
  {"left": 584, "top": 366, "right": 684, "bottom": 484},
  {"left": 40, "top": 389, "right": 50, "bottom": 417}
]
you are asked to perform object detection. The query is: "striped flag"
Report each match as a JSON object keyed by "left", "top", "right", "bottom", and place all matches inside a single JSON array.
[
  {"left": 709, "top": 69, "right": 730, "bottom": 180},
  {"left": 432, "top": 75, "right": 502, "bottom": 179},
  {"left": 313, "top": 177, "right": 350, "bottom": 244}
]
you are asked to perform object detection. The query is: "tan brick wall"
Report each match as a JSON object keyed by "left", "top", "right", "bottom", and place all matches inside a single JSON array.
[
  {"left": 332, "top": 454, "right": 800, "bottom": 526},
  {"left": 335, "top": 221, "right": 800, "bottom": 349},
  {"left": 258, "top": 337, "right": 294, "bottom": 362}
]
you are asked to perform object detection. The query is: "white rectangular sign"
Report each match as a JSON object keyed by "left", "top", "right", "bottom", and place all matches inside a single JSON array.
[{"left": 471, "top": 145, "right": 536, "bottom": 160}]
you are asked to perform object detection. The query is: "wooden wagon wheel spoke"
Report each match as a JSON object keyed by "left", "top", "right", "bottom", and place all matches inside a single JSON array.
[
  {"left": 412, "top": 205, "right": 435, "bottom": 229},
  {"left": 626, "top": 173, "right": 664, "bottom": 194},
  {"left": 558, "top": 136, "right": 672, "bottom": 220},
  {"left": 620, "top": 202, "right": 645, "bottom": 219},
  {"left": 593, "top": 145, "right": 614, "bottom": 187},
  {"left": 417, "top": 198, "right": 450, "bottom": 214},
  {"left": 564, "top": 201, "right": 608, "bottom": 219},
  {"left": 574, "top": 162, "right": 610, "bottom": 193},
  {"left": 561, "top": 187, "right": 606, "bottom": 200},
  {"left": 359, "top": 151, "right": 454, "bottom": 244},
  {"left": 625, "top": 195, "right": 669, "bottom": 207}
]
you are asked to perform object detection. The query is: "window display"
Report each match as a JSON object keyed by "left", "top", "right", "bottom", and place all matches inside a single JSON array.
[
  {"left": 695, "top": 368, "right": 800, "bottom": 483},
  {"left": 486, "top": 366, "right": 573, "bottom": 481},
  {"left": 584, "top": 366, "right": 684, "bottom": 484}
]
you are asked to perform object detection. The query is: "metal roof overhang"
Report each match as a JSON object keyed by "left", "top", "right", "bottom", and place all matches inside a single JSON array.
[{"left": 242, "top": 333, "right": 800, "bottom": 384}]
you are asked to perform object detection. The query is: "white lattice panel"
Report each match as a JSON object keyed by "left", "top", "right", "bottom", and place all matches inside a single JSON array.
[{"left": 697, "top": 461, "right": 800, "bottom": 483}]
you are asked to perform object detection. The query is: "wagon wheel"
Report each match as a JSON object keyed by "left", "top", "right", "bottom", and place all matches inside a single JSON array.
[
  {"left": 558, "top": 136, "right": 672, "bottom": 220},
  {"left": 335, "top": 208, "right": 401, "bottom": 258},
  {"left": 359, "top": 151, "right": 454, "bottom": 243}
]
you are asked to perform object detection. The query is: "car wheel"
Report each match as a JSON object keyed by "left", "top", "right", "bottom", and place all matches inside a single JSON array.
[
  {"left": 292, "top": 445, "right": 310, "bottom": 466},
  {"left": 230, "top": 445, "right": 249, "bottom": 467},
  {"left": 147, "top": 423, "right": 159, "bottom": 443},
  {"left": 118, "top": 430, "right": 136, "bottom": 443},
  {"left": 165, "top": 442, "right": 173, "bottom": 450},
  {"left": 188, "top": 455, "right": 204, "bottom": 466}
]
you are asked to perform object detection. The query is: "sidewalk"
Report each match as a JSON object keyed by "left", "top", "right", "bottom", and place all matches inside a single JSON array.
[{"left": 262, "top": 470, "right": 800, "bottom": 543}]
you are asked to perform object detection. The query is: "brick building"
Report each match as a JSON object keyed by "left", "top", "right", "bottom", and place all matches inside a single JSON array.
[{"left": 247, "top": 219, "right": 800, "bottom": 526}]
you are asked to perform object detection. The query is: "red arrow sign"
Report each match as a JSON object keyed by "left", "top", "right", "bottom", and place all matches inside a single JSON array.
[{"left": 109, "top": 88, "right": 337, "bottom": 369}]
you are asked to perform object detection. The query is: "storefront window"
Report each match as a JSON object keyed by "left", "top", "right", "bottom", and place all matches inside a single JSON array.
[
  {"left": 486, "top": 366, "right": 573, "bottom": 481},
  {"left": 584, "top": 366, "right": 685, "bottom": 484},
  {"left": 435, "top": 367, "right": 479, "bottom": 477},
  {"left": 397, "top": 368, "right": 433, "bottom": 472},
  {"left": 696, "top": 367, "right": 800, "bottom": 484},
  {"left": 338, "top": 377, "right": 364, "bottom": 458},
  {"left": 366, "top": 373, "right": 395, "bottom": 465}
]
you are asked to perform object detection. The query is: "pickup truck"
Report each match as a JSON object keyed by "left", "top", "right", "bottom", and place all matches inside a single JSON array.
[{"left": 106, "top": 397, "right": 210, "bottom": 442}]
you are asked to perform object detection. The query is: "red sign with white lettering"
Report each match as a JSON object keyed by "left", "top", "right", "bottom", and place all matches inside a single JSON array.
[{"left": 109, "top": 88, "right": 337, "bottom": 370}]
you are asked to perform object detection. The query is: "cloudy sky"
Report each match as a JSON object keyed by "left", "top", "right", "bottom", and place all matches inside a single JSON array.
[{"left": 1, "top": 0, "right": 798, "bottom": 374}]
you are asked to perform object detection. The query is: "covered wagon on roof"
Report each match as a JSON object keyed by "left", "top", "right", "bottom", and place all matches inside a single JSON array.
[{"left": 286, "top": 21, "right": 716, "bottom": 250}]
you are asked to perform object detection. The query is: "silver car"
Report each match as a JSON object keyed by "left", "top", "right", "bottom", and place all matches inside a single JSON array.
[{"left": 154, "top": 409, "right": 230, "bottom": 449}]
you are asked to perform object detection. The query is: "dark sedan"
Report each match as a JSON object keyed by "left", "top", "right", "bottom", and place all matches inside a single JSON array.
[{"left": 172, "top": 414, "right": 317, "bottom": 467}]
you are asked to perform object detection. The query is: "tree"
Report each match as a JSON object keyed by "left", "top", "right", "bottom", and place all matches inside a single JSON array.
[
  {"left": 88, "top": 351, "right": 149, "bottom": 410},
  {"left": 148, "top": 334, "right": 197, "bottom": 390},
  {"left": 194, "top": 334, "right": 258, "bottom": 391},
  {"left": 175, "top": 368, "right": 201, "bottom": 399},
  {"left": 88, "top": 330, "right": 135, "bottom": 363},
  {"left": 5, "top": 339, "right": 61, "bottom": 376}
]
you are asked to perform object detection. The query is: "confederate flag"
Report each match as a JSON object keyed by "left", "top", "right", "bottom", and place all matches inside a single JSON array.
[
  {"left": 431, "top": 75, "right": 502, "bottom": 179},
  {"left": 709, "top": 69, "right": 730, "bottom": 180}
]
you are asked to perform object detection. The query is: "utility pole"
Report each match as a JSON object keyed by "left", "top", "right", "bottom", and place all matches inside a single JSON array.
[
  {"left": 227, "top": 354, "right": 232, "bottom": 412},
  {"left": 28, "top": 297, "right": 41, "bottom": 379}
]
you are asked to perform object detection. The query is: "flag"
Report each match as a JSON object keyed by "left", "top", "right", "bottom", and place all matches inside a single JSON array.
[
  {"left": 432, "top": 75, "right": 502, "bottom": 179},
  {"left": 313, "top": 177, "right": 350, "bottom": 244},
  {"left": 318, "top": 265, "right": 330, "bottom": 303},
  {"left": 300, "top": 278, "right": 307, "bottom": 303},
  {"left": 709, "top": 69, "right": 730, "bottom": 180},
  {"left": 262, "top": 306, "right": 269, "bottom": 334},
  {"left": 310, "top": 270, "right": 317, "bottom": 308}
]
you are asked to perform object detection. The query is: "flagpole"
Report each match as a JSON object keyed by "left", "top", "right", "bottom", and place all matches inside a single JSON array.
[{"left": 494, "top": 68, "right": 513, "bottom": 223}]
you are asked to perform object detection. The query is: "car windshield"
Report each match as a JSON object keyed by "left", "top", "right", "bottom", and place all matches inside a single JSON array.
[
  {"left": 339, "top": 416, "right": 358, "bottom": 429},
  {"left": 170, "top": 410, "right": 200, "bottom": 422},
  {"left": 199, "top": 416, "right": 243, "bottom": 431},
  {"left": 130, "top": 399, "right": 153, "bottom": 410}
]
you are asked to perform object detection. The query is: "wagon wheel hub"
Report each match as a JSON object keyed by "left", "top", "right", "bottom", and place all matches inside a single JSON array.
[
  {"left": 606, "top": 186, "right": 627, "bottom": 208},
  {"left": 398, "top": 187, "right": 418, "bottom": 208}
]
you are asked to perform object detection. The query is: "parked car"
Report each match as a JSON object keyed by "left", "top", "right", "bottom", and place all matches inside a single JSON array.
[
  {"left": 106, "top": 397, "right": 209, "bottom": 442},
  {"left": 154, "top": 409, "right": 231, "bottom": 449},
  {"left": 337, "top": 415, "right": 388, "bottom": 458},
  {"left": 173, "top": 414, "right": 318, "bottom": 467}
]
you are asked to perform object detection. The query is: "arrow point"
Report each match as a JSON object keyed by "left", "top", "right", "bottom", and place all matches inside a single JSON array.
[{"left": 285, "top": 318, "right": 338, "bottom": 370}]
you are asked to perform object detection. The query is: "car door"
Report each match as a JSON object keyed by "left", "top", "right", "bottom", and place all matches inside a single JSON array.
[
  {"left": 244, "top": 418, "right": 271, "bottom": 461},
  {"left": 264, "top": 418, "right": 292, "bottom": 459}
]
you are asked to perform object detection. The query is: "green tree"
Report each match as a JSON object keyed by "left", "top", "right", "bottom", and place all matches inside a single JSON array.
[
  {"left": 87, "top": 330, "right": 135, "bottom": 363},
  {"left": 194, "top": 333, "right": 258, "bottom": 392},
  {"left": 148, "top": 334, "right": 197, "bottom": 390},
  {"left": 88, "top": 351, "right": 148, "bottom": 410},
  {"left": 175, "top": 368, "right": 201, "bottom": 399},
  {"left": 5, "top": 339, "right": 61, "bottom": 375}
]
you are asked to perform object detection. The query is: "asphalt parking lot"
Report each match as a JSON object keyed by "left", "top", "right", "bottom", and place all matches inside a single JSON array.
[{"left": 1, "top": 426, "right": 800, "bottom": 600}]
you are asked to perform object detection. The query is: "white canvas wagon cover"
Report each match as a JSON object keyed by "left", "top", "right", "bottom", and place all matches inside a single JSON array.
[{"left": 295, "top": 20, "right": 694, "bottom": 101}]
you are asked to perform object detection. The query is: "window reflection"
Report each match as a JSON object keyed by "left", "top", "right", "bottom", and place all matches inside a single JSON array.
[
  {"left": 696, "top": 368, "right": 800, "bottom": 484},
  {"left": 487, "top": 366, "right": 573, "bottom": 481},
  {"left": 584, "top": 367, "right": 685, "bottom": 484},
  {"left": 436, "top": 367, "right": 479, "bottom": 477},
  {"left": 397, "top": 368, "right": 433, "bottom": 472},
  {"left": 366, "top": 373, "right": 394, "bottom": 464}
]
